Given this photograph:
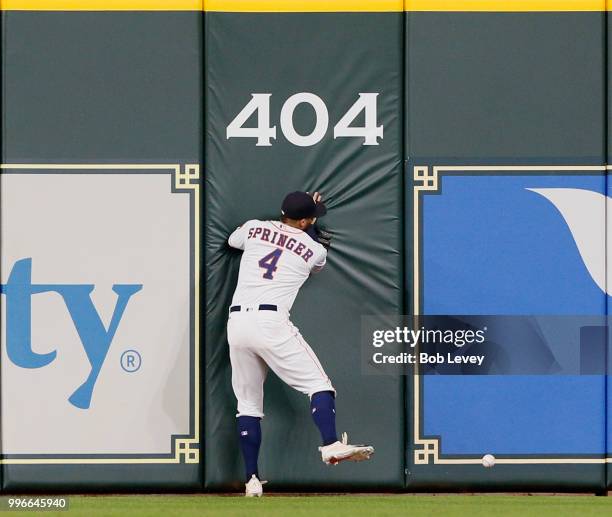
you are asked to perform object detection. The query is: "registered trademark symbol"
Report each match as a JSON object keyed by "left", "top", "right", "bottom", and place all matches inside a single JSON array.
[{"left": 120, "top": 350, "right": 142, "bottom": 372}]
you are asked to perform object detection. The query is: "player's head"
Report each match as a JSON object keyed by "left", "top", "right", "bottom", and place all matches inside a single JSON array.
[{"left": 280, "top": 191, "right": 327, "bottom": 230}]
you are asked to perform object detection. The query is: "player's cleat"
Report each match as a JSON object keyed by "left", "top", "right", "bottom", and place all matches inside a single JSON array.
[
  {"left": 244, "top": 474, "right": 267, "bottom": 497},
  {"left": 318, "top": 432, "right": 375, "bottom": 465}
]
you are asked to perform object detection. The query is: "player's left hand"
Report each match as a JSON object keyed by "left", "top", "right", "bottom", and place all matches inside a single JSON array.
[{"left": 316, "top": 227, "right": 332, "bottom": 250}]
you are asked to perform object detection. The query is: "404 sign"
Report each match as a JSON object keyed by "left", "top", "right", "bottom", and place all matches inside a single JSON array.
[{"left": 227, "top": 93, "right": 383, "bottom": 147}]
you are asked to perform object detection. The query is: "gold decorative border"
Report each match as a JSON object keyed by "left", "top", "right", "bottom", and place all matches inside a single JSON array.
[
  {"left": 413, "top": 164, "right": 611, "bottom": 465},
  {"left": 0, "top": 163, "right": 200, "bottom": 465},
  {"left": 0, "top": 0, "right": 607, "bottom": 11}
]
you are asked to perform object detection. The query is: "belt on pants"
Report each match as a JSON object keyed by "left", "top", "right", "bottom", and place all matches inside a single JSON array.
[{"left": 230, "top": 304, "right": 277, "bottom": 313}]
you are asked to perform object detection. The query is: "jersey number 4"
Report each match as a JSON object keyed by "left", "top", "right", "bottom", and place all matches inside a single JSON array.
[{"left": 258, "top": 249, "right": 283, "bottom": 280}]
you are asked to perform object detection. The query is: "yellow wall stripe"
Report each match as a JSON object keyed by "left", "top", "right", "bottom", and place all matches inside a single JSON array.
[
  {"left": 408, "top": 0, "right": 606, "bottom": 10},
  {"left": 0, "top": 0, "right": 202, "bottom": 9},
  {"left": 0, "top": 0, "right": 607, "bottom": 11},
  {"left": 205, "top": 0, "right": 402, "bottom": 11}
]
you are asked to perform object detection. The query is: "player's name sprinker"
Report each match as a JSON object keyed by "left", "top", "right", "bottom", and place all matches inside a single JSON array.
[{"left": 247, "top": 224, "right": 316, "bottom": 263}]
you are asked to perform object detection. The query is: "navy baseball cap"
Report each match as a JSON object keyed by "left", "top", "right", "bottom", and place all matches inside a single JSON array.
[{"left": 281, "top": 191, "right": 327, "bottom": 219}]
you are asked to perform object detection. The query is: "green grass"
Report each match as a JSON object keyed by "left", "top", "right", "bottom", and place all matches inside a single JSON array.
[{"left": 6, "top": 494, "right": 612, "bottom": 517}]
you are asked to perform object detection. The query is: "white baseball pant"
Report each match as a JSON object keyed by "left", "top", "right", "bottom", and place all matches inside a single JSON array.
[{"left": 227, "top": 307, "right": 335, "bottom": 418}]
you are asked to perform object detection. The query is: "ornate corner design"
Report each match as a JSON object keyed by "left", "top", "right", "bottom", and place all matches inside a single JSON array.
[
  {"left": 174, "top": 164, "right": 200, "bottom": 191},
  {"left": 414, "top": 438, "right": 440, "bottom": 465},
  {"left": 413, "top": 166, "right": 440, "bottom": 193},
  {"left": 175, "top": 438, "right": 200, "bottom": 464}
]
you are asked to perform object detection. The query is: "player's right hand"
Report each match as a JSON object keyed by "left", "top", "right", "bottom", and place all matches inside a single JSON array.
[{"left": 311, "top": 192, "right": 323, "bottom": 224}]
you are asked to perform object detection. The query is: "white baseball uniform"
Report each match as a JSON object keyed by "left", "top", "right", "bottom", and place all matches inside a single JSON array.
[{"left": 227, "top": 219, "right": 335, "bottom": 418}]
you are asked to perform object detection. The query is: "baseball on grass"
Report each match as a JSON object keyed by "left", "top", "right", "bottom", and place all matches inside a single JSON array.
[{"left": 482, "top": 454, "right": 496, "bottom": 468}]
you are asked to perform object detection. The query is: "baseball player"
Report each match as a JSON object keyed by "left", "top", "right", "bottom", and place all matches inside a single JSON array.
[{"left": 227, "top": 191, "right": 374, "bottom": 497}]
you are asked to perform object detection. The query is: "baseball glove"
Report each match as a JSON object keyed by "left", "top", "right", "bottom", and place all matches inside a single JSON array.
[{"left": 316, "top": 228, "right": 333, "bottom": 250}]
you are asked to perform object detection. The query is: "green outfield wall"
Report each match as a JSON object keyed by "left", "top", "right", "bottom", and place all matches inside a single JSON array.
[
  {"left": 1, "top": 0, "right": 611, "bottom": 493},
  {"left": 405, "top": 11, "right": 608, "bottom": 491}
]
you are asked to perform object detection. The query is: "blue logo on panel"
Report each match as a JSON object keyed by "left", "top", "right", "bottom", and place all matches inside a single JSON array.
[{"left": 0, "top": 258, "right": 142, "bottom": 410}]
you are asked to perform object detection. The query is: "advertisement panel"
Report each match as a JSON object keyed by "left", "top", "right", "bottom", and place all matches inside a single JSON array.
[{"left": 0, "top": 165, "right": 201, "bottom": 489}]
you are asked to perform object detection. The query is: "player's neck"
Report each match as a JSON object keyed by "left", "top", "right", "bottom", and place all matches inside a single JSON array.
[{"left": 281, "top": 220, "right": 304, "bottom": 231}]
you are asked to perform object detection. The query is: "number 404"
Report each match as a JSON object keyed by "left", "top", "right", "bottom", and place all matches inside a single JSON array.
[{"left": 226, "top": 93, "right": 383, "bottom": 147}]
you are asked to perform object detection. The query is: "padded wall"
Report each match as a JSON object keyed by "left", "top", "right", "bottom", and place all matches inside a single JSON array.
[
  {"left": 1, "top": 3, "right": 611, "bottom": 494},
  {"left": 0, "top": 12, "right": 203, "bottom": 490},
  {"left": 204, "top": 11, "right": 404, "bottom": 490},
  {"left": 406, "top": 12, "right": 607, "bottom": 491}
]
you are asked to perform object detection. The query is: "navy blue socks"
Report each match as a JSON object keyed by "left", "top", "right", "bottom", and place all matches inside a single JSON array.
[
  {"left": 238, "top": 392, "right": 337, "bottom": 480},
  {"left": 237, "top": 416, "right": 261, "bottom": 481},
  {"left": 310, "top": 391, "right": 338, "bottom": 446}
]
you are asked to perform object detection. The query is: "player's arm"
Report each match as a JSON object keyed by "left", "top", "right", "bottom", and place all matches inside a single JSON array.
[
  {"left": 306, "top": 225, "right": 332, "bottom": 250},
  {"left": 228, "top": 221, "right": 251, "bottom": 250},
  {"left": 305, "top": 225, "right": 319, "bottom": 243},
  {"left": 311, "top": 248, "right": 327, "bottom": 274}
]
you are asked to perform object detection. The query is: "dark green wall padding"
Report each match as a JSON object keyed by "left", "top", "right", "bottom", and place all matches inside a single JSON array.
[
  {"left": 406, "top": 13, "right": 605, "bottom": 162},
  {"left": 0, "top": 12, "right": 203, "bottom": 491},
  {"left": 204, "top": 12, "right": 404, "bottom": 490}
]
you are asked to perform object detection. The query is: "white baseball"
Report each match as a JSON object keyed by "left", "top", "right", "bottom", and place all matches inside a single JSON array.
[{"left": 482, "top": 454, "right": 496, "bottom": 468}]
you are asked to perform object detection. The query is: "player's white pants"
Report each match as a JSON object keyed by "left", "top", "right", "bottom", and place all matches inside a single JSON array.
[{"left": 227, "top": 308, "right": 335, "bottom": 418}]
